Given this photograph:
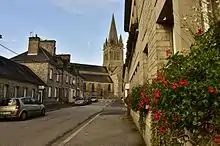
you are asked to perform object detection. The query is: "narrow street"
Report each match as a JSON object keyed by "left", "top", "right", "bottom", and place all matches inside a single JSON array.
[
  {"left": 0, "top": 100, "right": 145, "bottom": 146},
  {"left": 53, "top": 100, "right": 145, "bottom": 146},
  {"left": 0, "top": 101, "right": 109, "bottom": 146}
]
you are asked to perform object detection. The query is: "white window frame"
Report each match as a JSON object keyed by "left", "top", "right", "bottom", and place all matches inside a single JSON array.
[
  {"left": 66, "top": 75, "right": 69, "bottom": 83},
  {"left": 54, "top": 87, "right": 57, "bottom": 97},
  {"left": 23, "top": 88, "right": 27, "bottom": 97},
  {"left": 48, "top": 87, "right": 52, "bottom": 98},
  {"left": 31, "top": 89, "right": 35, "bottom": 98},
  {"left": 56, "top": 73, "right": 59, "bottom": 82},
  {"left": 49, "top": 69, "right": 53, "bottom": 80},
  {"left": 72, "top": 77, "right": 76, "bottom": 85}
]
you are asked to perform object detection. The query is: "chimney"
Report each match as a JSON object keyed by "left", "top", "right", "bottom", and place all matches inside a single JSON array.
[
  {"left": 40, "top": 40, "right": 56, "bottom": 56},
  {"left": 57, "top": 54, "right": 71, "bottom": 68},
  {"left": 28, "top": 34, "right": 40, "bottom": 55}
]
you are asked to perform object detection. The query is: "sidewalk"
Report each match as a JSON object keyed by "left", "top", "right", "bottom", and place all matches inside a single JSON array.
[{"left": 63, "top": 101, "right": 145, "bottom": 146}]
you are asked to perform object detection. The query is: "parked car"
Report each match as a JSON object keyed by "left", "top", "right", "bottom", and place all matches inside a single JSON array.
[
  {"left": 90, "top": 97, "right": 98, "bottom": 102},
  {"left": 0, "top": 97, "right": 45, "bottom": 121},
  {"left": 74, "top": 98, "right": 87, "bottom": 106}
]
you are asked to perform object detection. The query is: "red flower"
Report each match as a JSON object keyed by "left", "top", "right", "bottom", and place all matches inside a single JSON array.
[
  {"left": 171, "top": 83, "right": 178, "bottom": 89},
  {"left": 140, "top": 91, "right": 146, "bottom": 99},
  {"left": 153, "top": 78, "right": 157, "bottom": 84},
  {"left": 215, "top": 138, "right": 220, "bottom": 144},
  {"left": 166, "top": 49, "right": 172, "bottom": 57},
  {"left": 154, "top": 88, "right": 160, "bottom": 99},
  {"left": 208, "top": 86, "right": 217, "bottom": 93},
  {"left": 154, "top": 110, "right": 162, "bottom": 120},
  {"left": 162, "top": 79, "right": 168, "bottom": 86},
  {"left": 154, "top": 98, "right": 159, "bottom": 104},
  {"left": 196, "top": 28, "right": 203, "bottom": 36},
  {"left": 179, "top": 79, "right": 188, "bottom": 86},
  {"left": 143, "top": 97, "right": 149, "bottom": 104},
  {"left": 159, "top": 127, "right": 167, "bottom": 133}
]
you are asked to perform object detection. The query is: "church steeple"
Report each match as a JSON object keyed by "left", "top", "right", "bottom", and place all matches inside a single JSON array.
[{"left": 108, "top": 14, "right": 118, "bottom": 43}]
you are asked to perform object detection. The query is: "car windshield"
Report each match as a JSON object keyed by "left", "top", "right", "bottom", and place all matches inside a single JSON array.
[{"left": 0, "top": 98, "right": 17, "bottom": 106}]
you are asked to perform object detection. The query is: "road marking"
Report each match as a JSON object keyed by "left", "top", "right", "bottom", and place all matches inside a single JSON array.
[{"left": 59, "top": 113, "right": 100, "bottom": 146}]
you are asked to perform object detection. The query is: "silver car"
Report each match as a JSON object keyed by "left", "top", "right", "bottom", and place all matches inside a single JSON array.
[{"left": 0, "top": 97, "right": 45, "bottom": 120}]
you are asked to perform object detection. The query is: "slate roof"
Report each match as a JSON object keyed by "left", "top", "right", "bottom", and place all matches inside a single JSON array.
[
  {"left": 0, "top": 56, "right": 45, "bottom": 85},
  {"left": 11, "top": 48, "right": 61, "bottom": 66},
  {"left": 70, "top": 63, "right": 108, "bottom": 74},
  {"left": 80, "top": 73, "right": 113, "bottom": 83}
]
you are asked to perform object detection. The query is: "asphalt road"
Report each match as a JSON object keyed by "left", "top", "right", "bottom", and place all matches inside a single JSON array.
[
  {"left": 0, "top": 101, "right": 110, "bottom": 146},
  {"left": 56, "top": 99, "right": 145, "bottom": 146}
]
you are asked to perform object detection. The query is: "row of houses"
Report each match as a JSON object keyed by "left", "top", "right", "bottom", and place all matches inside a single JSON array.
[
  {"left": 0, "top": 15, "right": 125, "bottom": 103},
  {"left": 122, "top": 0, "right": 219, "bottom": 145},
  {"left": 0, "top": 35, "right": 85, "bottom": 104}
]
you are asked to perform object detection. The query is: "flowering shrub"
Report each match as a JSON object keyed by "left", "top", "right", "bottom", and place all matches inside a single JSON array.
[{"left": 128, "top": 24, "right": 220, "bottom": 145}]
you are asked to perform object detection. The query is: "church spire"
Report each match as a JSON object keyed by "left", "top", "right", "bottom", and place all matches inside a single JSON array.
[{"left": 108, "top": 14, "right": 118, "bottom": 43}]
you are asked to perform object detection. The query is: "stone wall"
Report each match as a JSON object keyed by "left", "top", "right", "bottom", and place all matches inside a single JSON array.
[
  {"left": 84, "top": 81, "right": 113, "bottom": 98},
  {"left": 0, "top": 78, "right": 39, "bottom": 98},
  {"left": 22, "top": 62, "right": 77, "bottom": 102}
]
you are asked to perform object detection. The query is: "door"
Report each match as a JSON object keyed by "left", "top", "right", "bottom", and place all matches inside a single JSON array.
[{"left": 38, "top": 91, "right": 43, "bottom": 103}]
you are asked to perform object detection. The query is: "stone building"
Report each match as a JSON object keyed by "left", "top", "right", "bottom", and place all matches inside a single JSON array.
[
  {"left": 103, "top": 14, "right": 124, "bottom": 98},
  {"left": 71, "top": 14, "right": 124, "bottom": 99},
  {"left": 0, "top": 56, "right": 45, "bottom": 100},
  {"left": 11, "top": 35, "right": 82, "bottom": 103},
  {"left": 123, "top": 0, "right": 219, "bottom": 145},
  {"left": 71, "top": 63, "right": 114, "bottom": 99}
]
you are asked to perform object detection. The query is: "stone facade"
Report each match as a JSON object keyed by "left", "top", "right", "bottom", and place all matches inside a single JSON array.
[
  {"left": 11, "top": 35, "right": 81, "bottom": 104},
  {"left": 124, "top": 0, "right": 218, "bottom": 145},
  {"left": 74, "top": 67, "right": 114, "bottom": 99},
  {"left": 0, "top": 78, "right": 40, "bottom": 99}
]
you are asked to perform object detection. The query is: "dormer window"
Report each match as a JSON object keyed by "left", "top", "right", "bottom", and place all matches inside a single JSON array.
[{"left": 49, "top": 69, "right": 53, "bottom": 80}]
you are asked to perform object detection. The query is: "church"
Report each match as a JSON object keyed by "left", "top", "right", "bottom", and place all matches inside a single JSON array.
[{"left": 72, "top": 14, "right": 124, "bottom": 99}]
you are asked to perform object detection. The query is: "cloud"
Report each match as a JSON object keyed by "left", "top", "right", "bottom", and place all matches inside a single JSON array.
[{"left": 50, "top": 0, "right": 120, "bottom": 14}]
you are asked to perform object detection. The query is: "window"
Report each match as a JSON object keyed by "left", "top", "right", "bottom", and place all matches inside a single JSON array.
[
  {"left": 54, "top": 88, "right": 57, "bottom": 97},
  {"left": 56, "top": 73, "right": 59, "bottom": 82},
  {"left": 92, "top": 83, "right": 95, "bottom": 92},
  {"left": 83, "top": 83, "right": 86, "bottom": 91},
  {"left": 3, "top": 85, "right": 8, "bottom": 98},
  {"left": 14, "top": 86, "right": 19, "bottom": 98},
  {"left": 31, "top": 89, "right": 35, "bottom": 98},
  {"left": 49, "top": 69, "right": 53, "bottom": 80},
  {"left": 48, "top": 87, "right": 52, "bottom": 98},
  {"left": 69, "top": 77, "right": 72, "bottom": 84},
  {"left": 23, "top": 88, "right": 27, "bottom": 97},
  {"left": 66, "top": 75, "right": 69, "bottom": 83},
  {"left": 108, "top": 84, "right": 111, "bottom": 92},
  {"left": 72, "top": 77, "right": 76, "bottom": 85}
]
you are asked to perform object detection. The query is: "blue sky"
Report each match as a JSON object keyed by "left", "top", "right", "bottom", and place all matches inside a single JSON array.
[{"left": 0, "top": 0, "right": 128, "bottom": 65}]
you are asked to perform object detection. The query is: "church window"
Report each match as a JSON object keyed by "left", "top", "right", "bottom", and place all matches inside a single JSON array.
[
  {"left": 108, "top": 84, "right": 111, "bottom": 92},
  {"left": 110, "top": 51, "right": 114, "bottom": 60},
  {"left": 83, "top": 83, "right": 86, "bottom": 91},
  {"left": 92, "top": 83, "right": 95, "bottom": 92},
  {"left": 117, "top": 52, "right": 120, "bottom": 60}
]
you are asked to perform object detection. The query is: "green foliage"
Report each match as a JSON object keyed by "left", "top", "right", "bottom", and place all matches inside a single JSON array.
[
  {"left": 128, "top": 24, "right": 220, "bottom": 145},
  {"left": 151, "top": 24, "right": 220, "bottom": 145}
]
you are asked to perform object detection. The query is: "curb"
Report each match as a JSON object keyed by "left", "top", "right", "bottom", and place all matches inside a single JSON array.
[{"left": 45, "top": 108, "right": 105, "bottom": 146}]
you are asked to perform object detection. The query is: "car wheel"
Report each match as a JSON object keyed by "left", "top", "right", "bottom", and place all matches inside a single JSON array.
[
  {"left": 20, "top": 112, "right": 27, "bottom": 121},
  {"left": 41, "top": 109, "right": 45, "bottom": 116}
]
